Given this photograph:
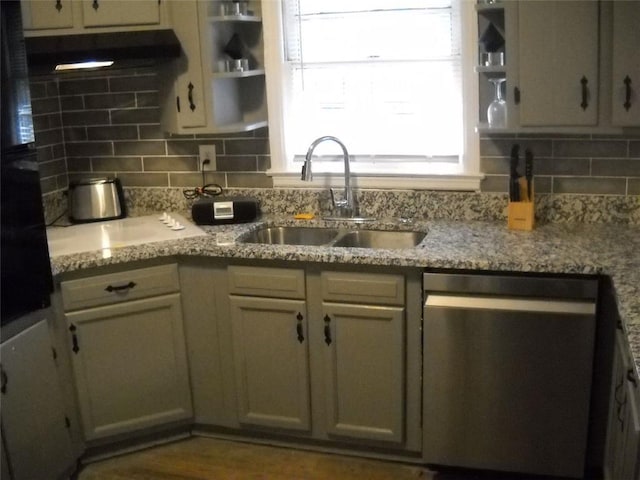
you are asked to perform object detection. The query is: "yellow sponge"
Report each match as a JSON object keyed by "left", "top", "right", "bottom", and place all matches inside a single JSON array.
[{"left": 294, "top": 213, "right": 315, "bottom": 220}]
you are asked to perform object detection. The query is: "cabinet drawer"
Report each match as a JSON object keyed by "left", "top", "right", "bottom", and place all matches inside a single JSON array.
[
  {"left": 61, "top": 264, "right": 180, "bottom": 311},
  {"left": 321, "top": 272, "right": 404, "bottom": 306},
  {"left": 228, "top": 266, "right": 305, "bottom": 299}
]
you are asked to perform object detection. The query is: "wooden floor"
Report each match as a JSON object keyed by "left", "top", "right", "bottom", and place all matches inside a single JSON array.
[{"left": 76, "top": 437, "right": 434, "bottom": 480}]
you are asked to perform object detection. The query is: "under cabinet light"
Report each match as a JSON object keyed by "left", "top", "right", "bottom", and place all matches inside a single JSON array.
[{"left": 54, "top": 60, "right": 114, "bottom": 71}]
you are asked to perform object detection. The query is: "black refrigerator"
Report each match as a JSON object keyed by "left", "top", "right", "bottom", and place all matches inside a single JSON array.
[{"left": 1, "top": 0, "right": 53, "bottom": 328}]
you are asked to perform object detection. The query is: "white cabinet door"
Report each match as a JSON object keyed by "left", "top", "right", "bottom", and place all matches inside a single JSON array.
[
  {"left": 229, "top": 296, "right": 311, "bottom": 431},
  {"left": 611, "top": 0, "right": 640, "bottom": 127},
  {"left": 81, "top": 0, "right": 159, "bottom": 27},
  {"left": 21, "top": 0, "right": 74, "bottom": 30},
  {"left": 321, "top": 303, "right": 405, "bottom": 444},
  {"left": 161, "top": 0, "right": 207, "bottom": 130},
  {"left": 66, "top": 294, "right": 192, "bottom": 441},
  {"left": 518, "top": 1, "right": 599, "bottom": 126},
  {"left": 0, "top": 319, "right": 75, "bottom": 480}
]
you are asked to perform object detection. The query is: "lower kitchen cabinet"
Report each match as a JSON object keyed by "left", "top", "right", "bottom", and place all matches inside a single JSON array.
[
  {"left": 605, "top": 328, "right": 640, "bottom": 480},
  {"left": 321, "top": 303, "right": 404, "bottom": 443},
  {"left": 0, "top": 318, "right": 75, "bottom": 480},
  {"left": 229, "top": 296, "right": 310, "bottom": 431},
  {"left": 61, "top": 264, "right": 192, "bottom": 442},
  {"left": 225, "top": 265, "right": 418, "bottom": 450}
]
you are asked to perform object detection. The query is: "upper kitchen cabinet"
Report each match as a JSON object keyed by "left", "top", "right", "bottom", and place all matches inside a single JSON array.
[
  {"left": 81, "top": 0, "right": 160, "bottom": 28},
  {"left": 21, "top": 0, "right": 168, "bottom": 34},
  {"left": 611, "top": 0, "right": 640, "bottom": 127},
  {"left": 517, "top": 1, "right": 599, "bottom": 127},
  {"left": 21, "top": 0, "right": 74, "bottom": 30},
  {"left": 160, "top": 0, "right": 268, "bottom": 134}
]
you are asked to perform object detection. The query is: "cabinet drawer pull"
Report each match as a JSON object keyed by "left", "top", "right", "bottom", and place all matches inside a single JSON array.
[
  {"left": 296, "top": 312, "right": 304, "bottom": 343},
  {"left": 624, "top": 75, "right": 632, "bottom": 112},
  {"left": 627, "top": 369, "right": 638, "bottom": 387},
  {"left": 55, "top": 0, "right": 63, "bottom": 12},
  {"left": 176, "top": 95, "right": 181, "bottom": 113},
  {"left": 580, "top": 76, "right": 589, "bottom": 110},
  {"left": 92, "top": 0, "right": 99, "bottom": 11},
  {"left": 514, "top": 86, "right": 521, "bottom": 105},
  {"left": 105, "top": 281, "right": 137, "bottom": 293},
  {"left": 323, "top": 314, "right": 332, "bottom": 346}
]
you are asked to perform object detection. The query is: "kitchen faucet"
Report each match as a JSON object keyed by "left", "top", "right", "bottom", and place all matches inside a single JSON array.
[{"left": 302, "top": 136, "right": 366, "bottom": 220}]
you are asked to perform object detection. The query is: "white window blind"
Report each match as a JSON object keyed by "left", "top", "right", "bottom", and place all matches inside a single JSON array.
[{"left": 280, "top": 0, "right": 463, "bottom": 172}]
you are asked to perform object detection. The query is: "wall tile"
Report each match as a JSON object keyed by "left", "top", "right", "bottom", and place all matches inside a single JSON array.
[
  {"left": 554, "top": 177, "right": 626, "bottom": 195},
  {"left": 225, "top": 138, "right": 270, "bottom": 155},
  {"left": 113, "top": 140, "right": 165, "bottom": 156},
  {"left": 592, "top": 158, "right": 640, "bottom": 177},
  {"left": 533, "top": 157, "right": 590, "bottom": 176},
  {"left": 166, "top": 139, "right": 205, "bottom": 156},
  {"left": 629, "top": 179, "right": 640, "bottom": 195},
  {"left": 110, "top": 108, "right": 160, "bottom": 124},
  {"left": 87, "top": 125, "right": 138, "bottom": 141},
  {"left": 216, "top": 155, "right": 258, "bottom": 172},
  {"left": 116, "top": 172, "right": 169, "bottom": 187},
  {"left": 31, "top": 97, "right": 61, "bottom": 115},
  {"left": 479, "top": 138, "right": 552, "bottom": 157},
  {"left": 139, "top": 125, "right": 167, "bottom": 139},
  {"left": 59, "top": 78, "right": 108, "bottom": 95},
  {"left": 170, "top": 172, "right": 226, "bottom": 187},
  {"left": 64, "top": 127, "right": 88, "bottom": 142},
  {"left": 85, "top": 93, "right": 136, "bottom": 109},
  {"left": 67, "top": 158, "right": 91, "bottom": 172},
  {"left": 60, "top": 96, "right": 84, "bottom": 110},
  {"left": 630, "top": 141, "right": 640, "bottom": 158},
  {"left": 257, "top": 155, "right": 271, "bottom": 171},
  {"left": 553, "top": 139, "right": 627, "bottom": 158},
  {"left": 66, "top": 141, "right": 113, "bottom": 157},
  {"left": 62, "top": 110, "right": 110, "bottom": 126},
  {"left": 227, "top": 172, "right": 273, "bottom": 188},
  {"left": 34, "top": 128, "right": 64, "bottom": 146},
  {"left": 480, "top": 175, "right": 508, "bottom": 192},
  {"left": 109, "top": 75, "right": 157, "bottom": 92},
  {"left": 92, "top": 157, "right": 143, "bottom": 172},
  {"left": 143, "top": 156, "right": 199, "bottom": 172},
  {"left": 38, "top": 159, "right": 66, "bottom": 178}
]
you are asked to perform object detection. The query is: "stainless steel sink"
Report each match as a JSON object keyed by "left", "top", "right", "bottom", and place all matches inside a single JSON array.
[
  {"left": 241, "top": 226, "right": 339, "bottom": 246},
  {"left": 332, "top": 230, "right": 426, "bottom": 249},
  {"left": 240, "top": 226, "right": 426, "bottom": 249}
]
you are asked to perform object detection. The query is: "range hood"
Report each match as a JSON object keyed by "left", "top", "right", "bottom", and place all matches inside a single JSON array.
[{"left": 25, "top": 29, "right": 181, "bottom": 74}]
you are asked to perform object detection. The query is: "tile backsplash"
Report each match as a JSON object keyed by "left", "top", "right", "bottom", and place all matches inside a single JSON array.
[{"left": 31, "top": 66, "right": 639, "bottom": 221}]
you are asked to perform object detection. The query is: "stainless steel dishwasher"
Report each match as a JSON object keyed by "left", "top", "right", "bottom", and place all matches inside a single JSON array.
[{"left": 422, "top": 272, "right": 599, "bottom": 479}]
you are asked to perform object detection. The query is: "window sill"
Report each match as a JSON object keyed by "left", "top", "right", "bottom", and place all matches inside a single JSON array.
[{"left": 267, "top": 171, "right": 484, "bottom": 191}]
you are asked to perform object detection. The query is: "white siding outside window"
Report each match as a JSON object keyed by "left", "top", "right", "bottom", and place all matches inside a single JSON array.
[{"left": 263, "top": 0, "right": 481, "bottom": 190}]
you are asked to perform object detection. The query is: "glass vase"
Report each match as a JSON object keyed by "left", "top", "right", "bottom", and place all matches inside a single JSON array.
[{"left": 487, "top": 78, "right": 507, "bottom": 128}]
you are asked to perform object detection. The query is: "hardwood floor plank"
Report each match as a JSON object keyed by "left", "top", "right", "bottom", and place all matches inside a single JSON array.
[{"left": 77, "top": 437, "right": 432, "bottom": 480}]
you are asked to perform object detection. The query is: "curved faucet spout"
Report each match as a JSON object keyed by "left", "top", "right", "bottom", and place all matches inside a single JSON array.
[{"left": 302, "top": 136, "right": 353, "bottom": 216}]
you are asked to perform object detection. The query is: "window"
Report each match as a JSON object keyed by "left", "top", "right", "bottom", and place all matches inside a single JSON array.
[{"left": 263, "top": 0, "right": 480, "bottom": 189}]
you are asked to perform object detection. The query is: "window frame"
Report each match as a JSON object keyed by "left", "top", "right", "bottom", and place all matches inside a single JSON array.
[{"left": 263, "top": 0, "right": 482, "bottom": 191}]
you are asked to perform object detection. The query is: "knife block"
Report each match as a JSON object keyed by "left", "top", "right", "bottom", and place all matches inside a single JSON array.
[{"left": 508, "top": 179, "right": 534, "bottom": 231}]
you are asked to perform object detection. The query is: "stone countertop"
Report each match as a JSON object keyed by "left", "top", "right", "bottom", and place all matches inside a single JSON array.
[{"left": 49, "top": 215, "right": 640, "bottom": 375}]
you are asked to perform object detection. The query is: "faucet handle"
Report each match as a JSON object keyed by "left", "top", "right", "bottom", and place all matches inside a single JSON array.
[{"left": 330, "top": 188, "right": 347, "bottom": 208}]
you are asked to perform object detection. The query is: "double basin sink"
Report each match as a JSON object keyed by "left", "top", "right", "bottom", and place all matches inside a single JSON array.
[{"left": 239, "top": 226, "right": 426, "bottom": 249}]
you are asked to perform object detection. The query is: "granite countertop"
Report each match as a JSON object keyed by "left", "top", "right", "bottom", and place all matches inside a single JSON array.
[{"left": 48, "top": 214, "right": 640, "bottom": 376}]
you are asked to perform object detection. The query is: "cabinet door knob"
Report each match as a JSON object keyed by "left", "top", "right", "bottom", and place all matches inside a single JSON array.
[
  {"left": 627, "top": 368, "right": 638, "bottom": 387},
  {"left": 514, "top": 86, "right": 521, "bottom": 105},
  {"left": 624, "top": 75, "right": 632, "bottom": 112},
  {"left": 55, "top": 0, "right": 63, "bottom": 12},
  {"left": 580, "top": 76, "right": 589, "bottom": 110},
  {"left": 92, "top": 0, "right": 99, "bottom": 11}
]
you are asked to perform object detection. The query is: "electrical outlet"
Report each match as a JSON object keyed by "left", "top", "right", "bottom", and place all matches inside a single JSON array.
[{"left": 198, "top": 145, "right": 217, "bottom": 171}]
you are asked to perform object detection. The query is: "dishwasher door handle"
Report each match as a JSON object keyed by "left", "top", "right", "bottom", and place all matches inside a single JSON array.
[{"left": 425, "top": 294, "right": 595, "bottom": 315}]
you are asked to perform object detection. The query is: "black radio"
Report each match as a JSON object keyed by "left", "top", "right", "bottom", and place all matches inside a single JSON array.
[{"left": 191, "top": 197, "right": 260, "bottom": 225}]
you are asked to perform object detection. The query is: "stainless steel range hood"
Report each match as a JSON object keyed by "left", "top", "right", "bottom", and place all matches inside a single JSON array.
[{"left": 25, "top": 29, "right": 181, "bottom": 74}]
